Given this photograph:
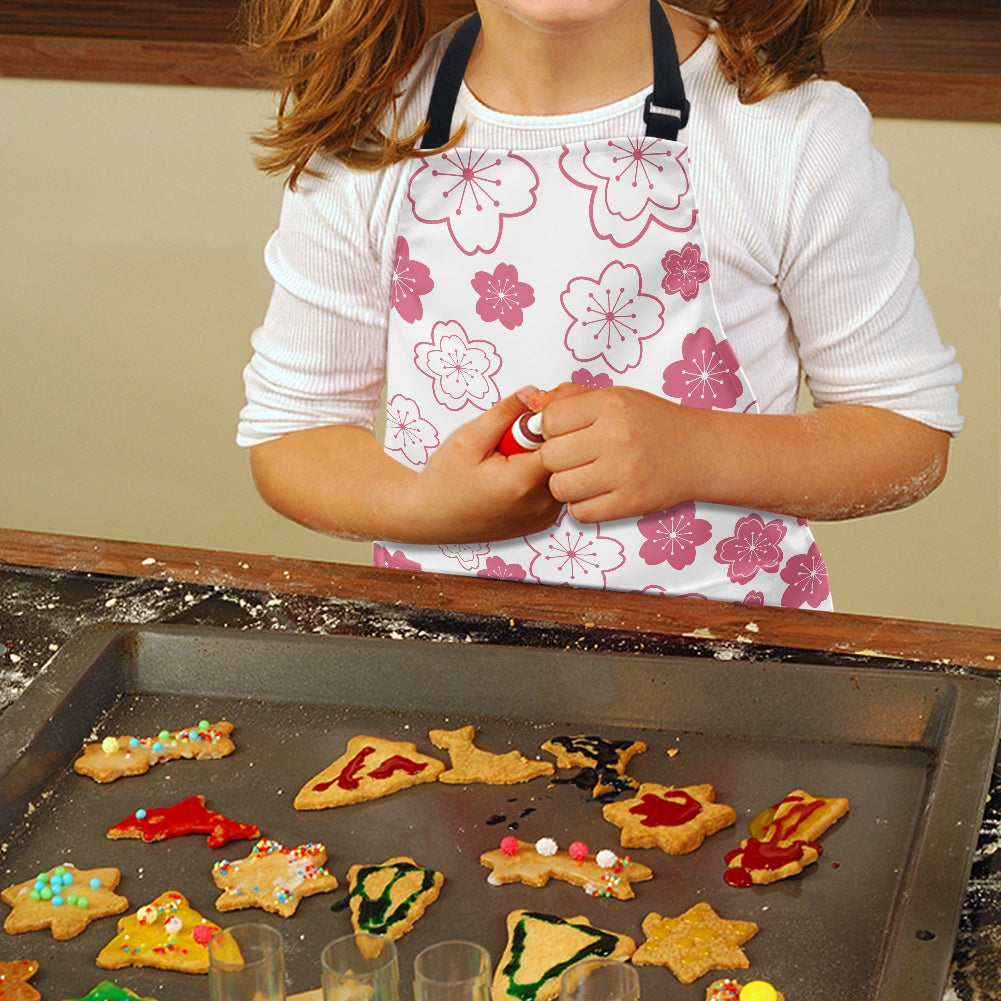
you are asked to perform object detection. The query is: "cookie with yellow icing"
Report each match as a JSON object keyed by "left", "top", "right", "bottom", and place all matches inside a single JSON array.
[
  {"left": 706, "top": 978, "right": 785, "bottom": 1001},
  {"left": 430, "top": 725, "right": 554, "bottom": 784},
  {"left": 294, "top": 735, "right": 445, "bottom": 810},
  {"left": 96, "top": 890, "right": 220, "bottom": 974},
  {"left": 0, "top": 959, "right": 40, "bottom": 1001},
  {"left": 2, "top": 864, "right": 128, "bottom": 940},
  {"left": 346, "top": 856, "right": 442, "bottom": 943},
  {"left": 602, "top": 782, "right": 737, "bottom": 855}
]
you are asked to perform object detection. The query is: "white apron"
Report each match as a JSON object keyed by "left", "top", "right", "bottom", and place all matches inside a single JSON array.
[{"left": 375, "top": 3, "right": 831, "bottom": 610}]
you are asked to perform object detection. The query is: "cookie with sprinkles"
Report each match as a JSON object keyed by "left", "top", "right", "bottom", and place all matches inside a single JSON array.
[
  {"left": 107, "top": 795, "right": 259, "bottom": 849},
  {"left": 0, "top": 959, "right": 40, "bottom": 1001},
  {"left": 64, "top": 982, "right": 158, "bottom": 1001},
  {"left": 95, "top": 890, "right": 220, "bottom": 975},
  {"left": 213, "top": 838, "right": 340, "bottom": 917},
  {"left": 73, "top": 720, "right": 235, "bottom": 783},
  {"left": 706, "top": 978, "right": 785, "bottom": 1001},
  {"left": 2, "top": 864, "right": 128, "bottom": 940}
]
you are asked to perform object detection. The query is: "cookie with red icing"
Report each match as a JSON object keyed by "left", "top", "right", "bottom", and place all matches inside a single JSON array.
[
  {"left": 602, "top": 782, "right": 736, "bottom": 855},
  {"left": 0, "top": 959, "right": 40, "bottom": 1001},
  {"left": 106, "top": 795, "right": 259, "bottom": 848},
  {"left": 294, "top": 735, "right": 445, "bottom": 810}
]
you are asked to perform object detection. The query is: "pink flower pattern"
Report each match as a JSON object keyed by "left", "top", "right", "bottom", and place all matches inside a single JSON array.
[
  {"left": 407, "top": 151, "right": 539, "bottom": 256},
  {"left": 414, "top": 320, "right": 502, "bottom": 412},
  {"left": 714, "top": 514, "right": 787, "bottom": 584},
  {"left": 780, "top": 542, "right": 830, "bottom": 609},
  {"left": 440, "top": 542, "right": 490, "bottom": 572},
  {"left": 661, "top": 242, "right": 710, "bottom": 302},
  {"left": 561, "top": 261, "right": 664, "bottom": 372},
  {"left": 526, "top": 509, "right": 626, "bottom": 587},
  {"left": 373, "top": 545, "right": 421, "bottom": 572},
  {"left": 637, "top": 502, "right": 712, "bottom": 570},
  {"left": 391, "top": 236, "right": 434, "bottom": 323},
  {"left": 571, "top": 368, "right": 614, "bottom": 390},
  {"left": 662, "top": 327, "right": 743, "bottom": 410},
  {"left": 384, "top": 394, "right": 439, "bottom": 466},
  {"left": 743, "top": 591, "right": 766, "bottom": 605},
  {"left": 471, "top": 263, "right": 535, "bottom": 330},
  {"left": 477, "top": 556, "right": 528, "bottom": 582}
]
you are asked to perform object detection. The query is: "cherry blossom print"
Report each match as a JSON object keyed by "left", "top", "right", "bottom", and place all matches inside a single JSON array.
[
  {"left": 559, "top": 139, "right": 697, "bottom": 247},
  {"left": 373, "top": 545, "right": 422, "bottom": 572},
  {"left": 661, "top": 242, "right": 710, "bottom": 302},
  {"left": 526, "top": 509, "right": 626, "bottom": 587},
  {"left": 391, "top": 236, "right": 434, "bottom": 323},
  {"left": 471, "top": 263, "right": 535, "bottom": 330},
  {"left": 662, "top": 326, "right": 743, "bottom": 410},
  {"left": 743, "top": 591, "right": 765, "bottom": 605},
  {"left": 383, "top": 394, "right": 440, "bottom": 466},
  {"left": 440, "top": 542, "right": 490, "bottom": 572},
  {"left": 407, "top": 150, "right": 539, "bottom": 256},
  {"left": 476, "top": 555, "right": 528, "bottom": 582},
  {"left": 637, "top": 502, "right": 712, "bottom": 571},
  {"left": 780, "top": 542, "right": 830, "bottom": 609},
  {"left": 713, "top": 513, "right": 787, "bottom": 585},
  {"left": 414, "top": 320, "right": 502, "bottom": 412},
  {"left": 571, "top": 368, "right": 614, "bottom": 390},
  {"left": 561, "top": 261, "right": 664, "bottom": 372}
]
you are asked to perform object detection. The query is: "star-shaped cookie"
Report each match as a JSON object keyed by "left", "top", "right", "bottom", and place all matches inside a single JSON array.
[
  {"left": 2, "top": 864, "right": 129, "bottom": 940},
  {"left": 430, "top": 725, "right": 554, "bottom": 784},
  {"left": 0, "top": 960, "right": 40, "bottom": 1001},
  {"left": 602, "top": 782, "right": 736, "bottom": 854},
  {"left": 631, "top": 902, "right": 759, "bottom": 984},
  {"left": 480, "top": 838, "right": 653, "bottom": 900},
  {"left": 96, "top": 890, "right": 221, "bottom": 974},
  {"left": 213, "top": 838, "right": 340, "bottom": 917},
  {"left": 64, "top": 983, "right": 157, "bottom": 1001},
  {"left": 106, "top": 795, "right": 260, "bottom": 849}
]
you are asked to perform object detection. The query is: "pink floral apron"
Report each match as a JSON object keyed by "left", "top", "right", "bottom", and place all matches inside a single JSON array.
[{"left": 375, "top": 2, "right": 831, "bottom": 610}]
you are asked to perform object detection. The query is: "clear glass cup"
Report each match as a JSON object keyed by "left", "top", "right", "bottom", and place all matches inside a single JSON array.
[
  {"left": 413, "top": 940, "right": 492, "bottom": 1001},
  {"left": 558, "top": 958, "right": 640, "bottom": 1001},
  {"left": 321, "top": 932, "right": 400, "bottom": 1001},
  {"left": 208, "top": 923, "right": 286, "bottom": 1001}
]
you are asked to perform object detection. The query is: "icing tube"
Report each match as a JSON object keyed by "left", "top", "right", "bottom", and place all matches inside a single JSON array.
[{"left": 498, "top": 411, "right": 545, "bottom": 456}]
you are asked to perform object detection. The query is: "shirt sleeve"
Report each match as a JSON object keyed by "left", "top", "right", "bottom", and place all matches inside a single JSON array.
[{"left": 778, "top": 84, "right": 963, "bottom": 433}]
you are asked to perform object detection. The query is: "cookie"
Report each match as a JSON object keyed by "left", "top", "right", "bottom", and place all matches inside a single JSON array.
[
  {"left": 602, "top": 782, "right": 736, "bottom": 855},
  {"left": 706, "top": 978, "right": 785, "bottom": 1001},
  {"left": 346, "top": 856, "right": 442, "bottom": 942},
  {"left": 73, "top": 720, "right": 235, "bottom": 783},
  {"left": 106, "top": 795, "right": 259, "bottom": 849},
  {"left": 213, "top": 838, "right": 340, "bottom": 917},
  {"left": 492, "top": 910, "right": 635, "bottom": 1001},
  {"left": 430, "top": 725, "right": 554, "bottom": 784},
  {"left": 95, "top": 890, "right": 220, "bottom": 974},
  {"left": 64, "top": 984, "right": 158, "bottom": 1001},
  {"left": 632, "top": 902, "right": 759, "bottom": 984},
  {"left": 724, "top": 788, "right": 850, "bottom": 887},
  {"left": 0, "top": 960, "right": 40, "bottom": 1001},
  {"left": 2, "top": 864, "right": 128, "bottom": 940},
  {"left": 294, "top": 735, "right": 445, "bottom": 810},
  {"left": 541, "top": 735, "right": 646, "bottom": 798},
  {"left": 480, "top": 837, "right": 653, "bottom": 900}
]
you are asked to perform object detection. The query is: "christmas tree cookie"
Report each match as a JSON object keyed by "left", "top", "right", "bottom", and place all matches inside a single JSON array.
[{"left": 346, "top": 856, "right": 442, "bottom": 942}]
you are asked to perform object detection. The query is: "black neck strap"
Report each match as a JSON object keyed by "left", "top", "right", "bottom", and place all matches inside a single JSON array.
[{"left": 420, "top": 1, "right": 689, "bottom": 150}]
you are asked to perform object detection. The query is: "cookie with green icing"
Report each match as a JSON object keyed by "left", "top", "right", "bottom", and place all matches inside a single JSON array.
[
  {"left": 63, "top": 982, "right": 158, "bottom": 1001},
  {"left": 492, "top": 909, "right": 636, "bottom": 1001},
  {"left": 346, "top": 855, "right": 443, "bottom": 942}
]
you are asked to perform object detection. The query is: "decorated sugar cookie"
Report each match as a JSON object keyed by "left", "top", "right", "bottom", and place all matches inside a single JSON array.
[
  {"left": 2, "top": 864, "right": 128, "bottom": 940},
  {"left": 0, "top": 959, "right": 40, "bottom": 1001},
  {"left": 213, "top": 838, "right": 340, "bottom": 917},
  {"left": 631, "top": 902, "right": 758, "bottom": 984},
  {"left": 73, "top": 720, "right": 235, "bottom": 783},
  {"left": 294, "top": 735, "right": 445, "bottom": 810},
  {"left": 541, "top": 734, "right": 646, "bottom": 798},
  {"left": 96, "top": 890, "right": 220, "bottom": 974},
  {"left": 346, "top": 856, "right": 442, "bottom": 942},
  {"left": 430, "top": 725, "right": 554, "bottom": 784},
  {"left": 602, "top": 782, "right": 737, "bottom": 855},
  {"left": 64, "top": 983, "right": 158, "bottom": 1001},
  {"left": 706, "top": 978, "right": 785, "bottom": 1001},
  {"left": 106, "top": 795, "right": 259, "bottom": 849},
  {"left": 480, "top": 837, "right": 653, "bottom": 900},
  {"left": 492, "top": 910, "right": 635, "bottom": 1001}
]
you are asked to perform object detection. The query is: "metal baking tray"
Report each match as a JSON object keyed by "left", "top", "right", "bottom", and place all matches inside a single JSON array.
[{"left": 1, "top": 622, "right": 999, "bottom": 1000}]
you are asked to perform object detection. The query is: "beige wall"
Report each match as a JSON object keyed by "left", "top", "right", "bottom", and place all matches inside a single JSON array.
[{"left": 2, "top": 77, "right": 999, "bottom": 626}]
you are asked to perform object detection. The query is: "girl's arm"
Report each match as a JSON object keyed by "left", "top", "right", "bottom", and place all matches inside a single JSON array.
[
  {"left": 533, "top": 385, "right": 949, "bottom": 524},
  {"left": 249, "top": 391, "right": 562, "bottom": 544}
]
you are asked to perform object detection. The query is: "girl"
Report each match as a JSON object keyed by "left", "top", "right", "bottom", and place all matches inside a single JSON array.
[{"left": 237, "top": 0, "right": 962, "bottom": 609}]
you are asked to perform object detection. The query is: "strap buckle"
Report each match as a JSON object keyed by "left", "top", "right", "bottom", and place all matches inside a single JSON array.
[{"left": 643, "top": 93, "right": 691, "bottom": 139}]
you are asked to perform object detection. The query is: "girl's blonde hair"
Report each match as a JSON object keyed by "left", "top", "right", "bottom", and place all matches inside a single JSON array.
[{"left": 248, "top": 0, "right": 869, "bottom": 185}]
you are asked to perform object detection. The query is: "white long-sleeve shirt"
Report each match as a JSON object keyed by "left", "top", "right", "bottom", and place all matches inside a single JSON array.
[{"left": 237, "top": 25, "right": 962, "bottom": 447}]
